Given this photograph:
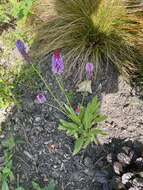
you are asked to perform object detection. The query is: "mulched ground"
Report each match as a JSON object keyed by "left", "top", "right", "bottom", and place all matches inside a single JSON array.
[{"left": 0, "top": 55, "right": 143, "bottom": 190}]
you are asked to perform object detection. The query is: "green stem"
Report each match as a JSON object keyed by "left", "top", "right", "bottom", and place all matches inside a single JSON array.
[
  {"left": 81, "top": 92, "right": 87, "bottom": 106},
  {"left": 31, "top": 64, "right": 65, "bottom": 112},
  {"left": 55, "top": 76, "right": 71, "bottom": 107},
  {"left": 46, "top": 102, "right": 66, "bottom": 115},
  {"left": 11, "top": 93, "right": 21, "bottom": 108}
]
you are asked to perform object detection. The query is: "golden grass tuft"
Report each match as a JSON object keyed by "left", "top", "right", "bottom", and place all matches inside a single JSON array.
[{"left": 32, "top": 0, "right": 143, "bottom": 80}]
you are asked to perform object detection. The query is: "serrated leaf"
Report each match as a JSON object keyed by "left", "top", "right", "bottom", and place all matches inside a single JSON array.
[
  {"left": 73, "top": 137, "right": 84, "bottom": 155},
  {"left": 59, "top": 120, "right": 79, "bottom": 138},
  {"left": 83, "top": 96, "right": 100, "bottom": 129},
  {"left": 77, "top": 80, "right": 92, "bottom": 93}
]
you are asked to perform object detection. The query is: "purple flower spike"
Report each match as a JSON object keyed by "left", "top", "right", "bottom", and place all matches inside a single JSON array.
[
  {"left": 16, "top": 40, "right": 29, "bottom": 61},
  {"left": 52, "top": 49, "right": 64, "bottom": 75},
  {"left": 36, "top": 93, "right": 47, "bottom": 104},
  {"left": 85, "top": 63, "right": 94, "bottom": 80}
]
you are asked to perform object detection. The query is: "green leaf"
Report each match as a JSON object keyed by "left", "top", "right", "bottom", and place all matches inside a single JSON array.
[
  {"left": 94, "top": 115, "right": 107, "bottom": 123},
  {"left": 2, "top": 167, "right": 12, "bottom": 178},
  {"left": 83, "top": 96, "right": 100, "bottom": 129},
  {"left": 64, "top": 104, "right": 81, "bottom": 125},
  {"left": 83, "top": 137, "right": 92, "bottom": 149},
  {"left": 59, "top": 119, "right": 79, "bottom": 129},
  {"left": 91, "top": 128, "right": 107, "bottom": 136},
  {"left": 73, "top": 137, "right": 84, "bottom": 155},
  {"left": 2, "top": 136, "right": 15, "bottom": 150},
  {"left": 58, "top": 120, "right": 79, "bottom": 138},
  {"left": 2, "top": 180, "right": 9, "bottom": 190},
  {"left": 32, "top": 181, "right": 41, "bottom": 190},
  {"left": 78, "top": 106, "right": 85, "bottom": 121},
  {"left": 15, "top": 187, "right": 25, "bottom": 190}
]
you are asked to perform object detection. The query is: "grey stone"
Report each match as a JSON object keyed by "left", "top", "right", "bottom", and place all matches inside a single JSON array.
[
  {"left": 122, "top": 146, "right": 130, "bottom": 154},
  {"left": 84, "top": 157, "right": 93, "bottom": 167},
  {"left": 94, "top": 171, "right": 108, "bottom": 184},
  {"left": 117, "top": 152, "right": 131, "bottom": 165},
  {"left": 113, "top": 162, "right": 123, "bottom": 175},
  {"left": 133, "top": 178, "right": 143, "bottom": 187},
  {"left": 122, "top": 172, "right": 134, "bottom": 185},
  {"left": 107, "top": 153, "right": 112, "bottom": 163}
]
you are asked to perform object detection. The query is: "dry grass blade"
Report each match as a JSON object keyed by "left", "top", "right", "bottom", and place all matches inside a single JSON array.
[{"left": 31, "top": 0, "right": 143, "bottom": 80}]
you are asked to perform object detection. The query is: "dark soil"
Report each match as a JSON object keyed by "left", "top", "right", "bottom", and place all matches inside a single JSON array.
[{"left": 0, "top": 55, "right": 143, "bottom": 190}]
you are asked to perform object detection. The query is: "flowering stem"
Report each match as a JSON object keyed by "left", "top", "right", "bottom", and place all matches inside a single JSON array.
[
  {"left": 31, "top": 64, "right": 66, "bottom": 112},
  {"left": 55, "top": 76, "right": 71, "bottom": 107},
  {"left": 81, "top": 92, "right": 87, "bottom": 106},
  {"left": 46, "top": 102, "right": 67, "bottom": 115}
]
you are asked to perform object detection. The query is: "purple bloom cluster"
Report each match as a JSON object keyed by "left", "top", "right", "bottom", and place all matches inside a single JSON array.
[
  {"left": 52, "top": 49, "right": 64, "bottom": 75},
  {"left": 36, "top": 93, "right": 47, "bottom": 104},
  {"left": 16, "top": 40, "right": 29, "bottom": 62},
  {"left": 85, "top": 63, "right": 94, "bottom": 80}
]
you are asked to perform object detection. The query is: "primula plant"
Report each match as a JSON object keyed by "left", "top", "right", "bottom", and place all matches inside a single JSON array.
[
  {"left": 59, "top": 97, "right": 107, "bottom": 155},
  {"left": 16, "top": 40, "right": 107, "bottom": 155}
]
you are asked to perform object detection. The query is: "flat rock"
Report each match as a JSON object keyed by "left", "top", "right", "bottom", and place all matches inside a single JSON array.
[{"left": 122, "top": 172, "right": 134, "bottom": 185}]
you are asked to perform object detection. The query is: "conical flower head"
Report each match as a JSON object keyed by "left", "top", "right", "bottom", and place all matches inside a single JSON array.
[
  {"left": 16, "top": 40, "right": 29, "bottom": 61},
  {"left": 85, "top": 63, "right": 94, "bottom": 80},
  {"left": 52, "top": 49, "right": 64, "bottom": 75}
]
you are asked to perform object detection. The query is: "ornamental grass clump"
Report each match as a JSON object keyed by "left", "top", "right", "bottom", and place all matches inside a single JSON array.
[{"left": 33, "top": 0, "right": 143, "bottom": 80}]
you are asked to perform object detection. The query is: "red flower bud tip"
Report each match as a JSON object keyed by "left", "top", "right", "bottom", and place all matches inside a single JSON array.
[
  {"left": 75, "top": 106, "right": 80, "bottom": 115},
  {"left": 52, "top": 49, "right": 64, "bottom": 75}
]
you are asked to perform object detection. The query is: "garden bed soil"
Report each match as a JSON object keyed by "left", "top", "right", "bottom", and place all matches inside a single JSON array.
[{"left": 0, "top": 56, "right": 143, "bottom": 190}]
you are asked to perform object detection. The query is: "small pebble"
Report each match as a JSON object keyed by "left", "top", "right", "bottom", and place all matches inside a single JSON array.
[
  {"left": 135, "top": 157, "right": 143, "bottom": 168},
  {"left": 133, "top": 178, "right": 143, "bottom": 187},
  {"left": 122, "top": 172, "right": 134, "bottom": 185},
  {"left": 107, "top": 153, "right": 112, "bottom": 163},
  {"left": 117, "top": 152, "right": 131, "bottom": 165},
  {"left": 122, "top": 146, "right": 130, "bottom": 154},
  {"left": 23, "top": 151, "right": 33, "bottom": 160},
  {"left": 94, "top": 171, "right": 108, "bottom": 184},
  {"left": 84, "top": 157, "right": 93, "bottom": 167},
  {"left": 113, "top": 162, "right": 123, "bottom": 175},
  {"left": 128, "top": 187, "right": 139, "bottom": 190}
]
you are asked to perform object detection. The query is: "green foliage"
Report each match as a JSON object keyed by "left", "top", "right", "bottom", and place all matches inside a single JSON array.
[
  {"left": 59, "top": 96, "right": 107, "bottom": 155},
  {"left": 32, "top": 180, "right": 57, "bottom": 190},
  {"left": 0, "top": 59, "right": 40, "bottom": 109},
  {"left": 0, "top": 78, "right": 15, "bottom": 109},
  {"left": 0, "top": 0, "right": 37, "bottom": 27},
  {"left": 2, "top": 180, "right": 9, "bottom": 190},
  {"left": 10, "top": 0, "right": 37, "bottom": 22},
  {"left": 0, "top": 6, "right": 35, "bottom": 109},
  {"left": 15, "top": 187, "right": 25, "bottom": 190},
  {"left": 0, "top": 136, "right": 57, "bottom": 190},
  {"left": 0, "top": 137, "right": 16, "bottom": 190},
  {"left": 0, "top": 5, "right": 10, "bottom": 24},
  {"left": 13, "top": 64, "right": 41, "bottom": 95}
]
